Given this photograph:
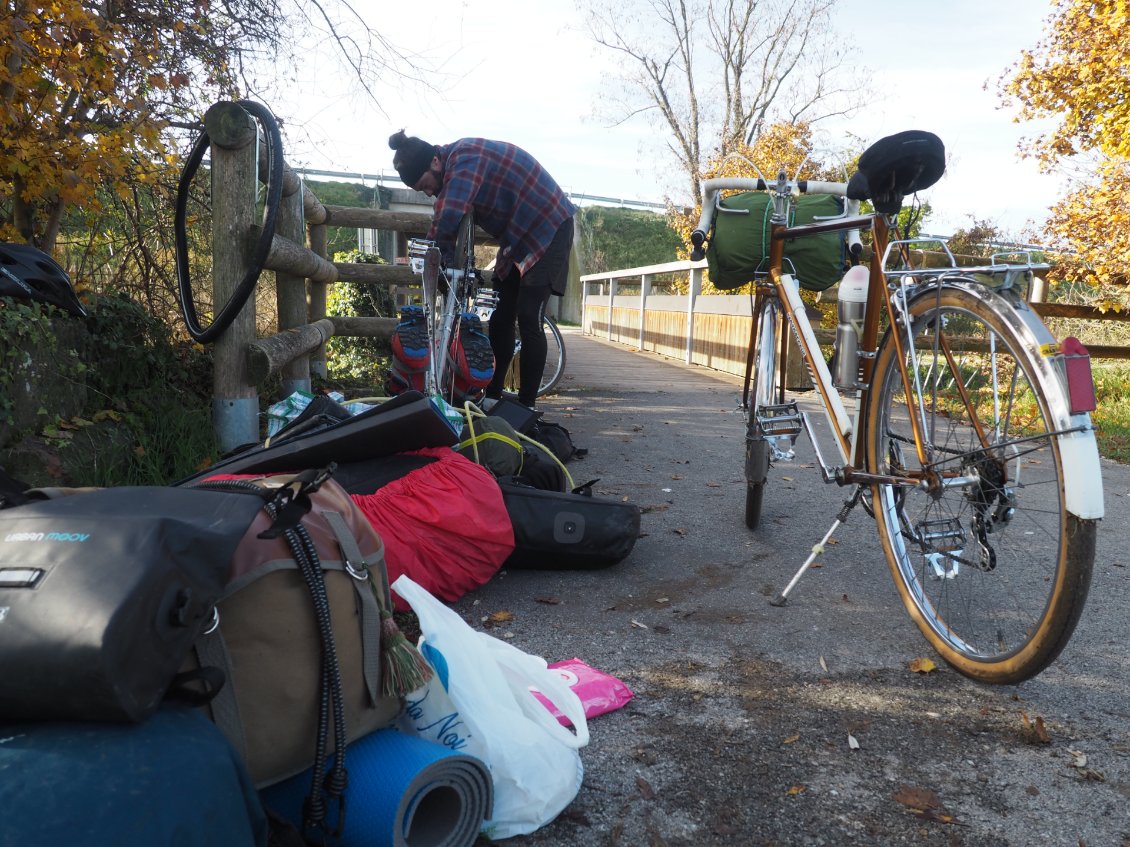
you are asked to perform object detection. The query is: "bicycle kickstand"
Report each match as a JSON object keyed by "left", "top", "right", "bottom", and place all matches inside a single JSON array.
[{"left": 769, "top": 486, "right": 864, "bottom": 607}]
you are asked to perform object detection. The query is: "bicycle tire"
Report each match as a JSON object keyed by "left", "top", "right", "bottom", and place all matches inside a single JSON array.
[
  {"left": 539, "top": 315, "right": 567, "bottom": 395},
  {"left": 744, "top": 295, "right": 782, "bottom": 529},
  {"left": 865, "top": 282, "right": 1097, "bottom": 684},
  {"left": 502, "top": 315, "right": 567, "bottom": 398}
]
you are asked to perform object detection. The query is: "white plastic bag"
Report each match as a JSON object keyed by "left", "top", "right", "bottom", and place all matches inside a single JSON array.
[{"left": 392, "top": 575, "right": 589, "bottom": 840}]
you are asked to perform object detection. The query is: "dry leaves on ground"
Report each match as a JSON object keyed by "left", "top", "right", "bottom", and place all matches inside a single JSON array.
[{"left": 893, "top": 786, "right": 958, "bottom": 824}]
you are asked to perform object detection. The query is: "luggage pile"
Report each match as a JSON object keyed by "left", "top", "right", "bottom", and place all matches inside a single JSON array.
[{"left": 0, "top": 389, "right": 642, "bottom": 847}]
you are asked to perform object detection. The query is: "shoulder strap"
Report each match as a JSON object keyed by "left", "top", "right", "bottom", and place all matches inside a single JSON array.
[{"left": 322, "top": 509, "right": 382, "bottom": 705}]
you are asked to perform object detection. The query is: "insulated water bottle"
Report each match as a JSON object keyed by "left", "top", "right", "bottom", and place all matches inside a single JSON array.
[{"left": 833, "top": 265, "right": 869, "bottom": 389}]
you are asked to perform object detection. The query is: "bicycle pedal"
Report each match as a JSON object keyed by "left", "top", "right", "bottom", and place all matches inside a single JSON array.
[
  {"left": 756, "top": 402, "right": 803, "bottom": 436},
  {"left": 915, "top": 518, "right": 966, "bottom": 579},
  {"left": 915, "top": 517, "right": 966, "bottom": 550}
]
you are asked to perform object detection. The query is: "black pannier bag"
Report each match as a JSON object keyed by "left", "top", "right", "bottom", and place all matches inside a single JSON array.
[
  {"left": 706, "top": 192, "right": 846, "bottom": 292},
  {"left": 0, "top": 486, "right": 267, "bottom": 723},
  {"left": 499, "top": 480, "right": 641, "bottom": 570}
]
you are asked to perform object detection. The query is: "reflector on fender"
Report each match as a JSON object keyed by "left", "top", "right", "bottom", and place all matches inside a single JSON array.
[{"left": 1061, "top": 337, "right": 1097, "bottom": 414}]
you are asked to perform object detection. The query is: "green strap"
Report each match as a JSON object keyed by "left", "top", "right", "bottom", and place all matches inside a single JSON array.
[{"left": 322, "top": 509, "right": 382, "bottom": 705}]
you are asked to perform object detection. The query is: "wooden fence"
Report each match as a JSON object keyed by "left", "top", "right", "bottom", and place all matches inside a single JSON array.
[
  {"left": 202, "top": 101, "right": 465, "bottom": 449},
  {"left": 579, "top": 259, "right": 1130, "bottom": 383},
  {"left": 200, "top": 101, "right": 598, "bottom": 450}
]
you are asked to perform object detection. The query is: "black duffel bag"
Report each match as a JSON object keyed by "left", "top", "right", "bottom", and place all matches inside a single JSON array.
[{"left": 0, "top": 486, "right": 267, "bottom": 723}]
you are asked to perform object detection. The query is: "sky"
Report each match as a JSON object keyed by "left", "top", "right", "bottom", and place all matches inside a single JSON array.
[{"left": 273, "top": 0, "right": 1061, "bottom": 238}]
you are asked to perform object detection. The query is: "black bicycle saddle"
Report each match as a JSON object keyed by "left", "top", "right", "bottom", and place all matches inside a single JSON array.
[{"left": 846, "top": 130, "right": 945, "bottom": 215}]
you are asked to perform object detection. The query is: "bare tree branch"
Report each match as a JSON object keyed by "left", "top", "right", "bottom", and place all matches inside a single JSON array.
[{"left": 578, "top": 0, "right": 869, "bottom": 202}]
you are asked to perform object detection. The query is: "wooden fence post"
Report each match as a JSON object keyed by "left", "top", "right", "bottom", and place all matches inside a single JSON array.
[
  {"left": 276, "top": 177, "right": 310, "bottom": 396},
  {"left": 608, "top": 279, "right": 618, "bottom": 341},
  {"left": 686, "top": 266, "right": 702, "bottom": 364},
  {"left": 639, "top": 274, "right": 651, "bottom": 351},
  {"left": 205, "top": 102, "right": 260, "bottom": 451},
  {"left": 307, "top": 222, "right": 329, "bottom": 379}
]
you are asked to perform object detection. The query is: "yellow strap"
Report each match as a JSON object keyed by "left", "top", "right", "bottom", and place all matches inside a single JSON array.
[{"left": 458, "top": 400, "right": 575, "bottom": 492}]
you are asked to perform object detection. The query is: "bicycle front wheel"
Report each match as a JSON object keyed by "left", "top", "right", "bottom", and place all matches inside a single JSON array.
[
  {"left": 866, "top": 283, "right": 1096, "bottom": 684},
  {"left": 503, "top": 315, "right": 567, "bottom": 397},
  {"left": 744, "top": 294, "right": 783, "bottom": 529}
]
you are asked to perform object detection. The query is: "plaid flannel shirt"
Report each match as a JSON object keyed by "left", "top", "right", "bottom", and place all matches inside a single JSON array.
[{"left": 427, "top": 138, "right": 576, "bottom": 280}]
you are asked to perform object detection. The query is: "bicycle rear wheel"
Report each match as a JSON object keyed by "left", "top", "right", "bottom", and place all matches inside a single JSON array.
[
  {"left": 502, "top": 315, "right": 567, "bottom": 397},
  {"left": 745, "top": 294, "right": 783, "bottom": 529},
  {"left": 866, "top": 283, "right": 1097, "bottom": 684}
]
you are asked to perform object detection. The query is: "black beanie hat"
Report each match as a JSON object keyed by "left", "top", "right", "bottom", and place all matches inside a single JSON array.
[{"left": 389, "top": 130, "right": 436, "bottom": 187}]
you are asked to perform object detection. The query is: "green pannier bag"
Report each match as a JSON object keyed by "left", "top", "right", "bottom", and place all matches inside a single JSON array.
[{"left": 706, "top": 192, "right": 846, "bottom": 292}]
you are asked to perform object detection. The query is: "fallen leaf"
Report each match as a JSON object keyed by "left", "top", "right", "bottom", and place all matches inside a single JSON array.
[
  {"left": 489, "top": 611, "right": 514, "bottom": 623},
  {"left": 671, "top": 474, "right": 683, "bottom": 480},
  {"left": 908, "top": 657, "right": 938, "bottom": 674},
  {"left": 787, "top": 785, "right": 806, "bottom": 795},
  {"left": 781, "top": 476, "right": 793, "bottom": 481},
  {"left": 636, "top": 775, "right": 655, "bottom": 800},
  {"left": 1068, "top": 749, "right": 1088, "bottom": 768},
  {"left": 673, "top": 528, "right": 688, "bottom": 536},
  {"left": 848, "top": 734, "right": 860, "bottom": 750},
  {"left": 1020, "top": 711, "right": 1051, "bottom": 744},
  {"left": 535, "top": 597, "right": 560, "bottom": 605},
  {"left": 893, "top": 786, "right": 956, "bottom": 823},
  {"left": 783, "top": 734, "right": 800, "bottom": 745},
  {"left": 630, "top": 619, "right": 649, "bottom": 629},
  {"left": 656, "top": 597, "right": 670, "bottom": 604},
  {"left": 706, "top": 482, "right": 721, "bottom": 487},
  {"left": 819, "top": 656, "right": 829, "bottom": 672}
]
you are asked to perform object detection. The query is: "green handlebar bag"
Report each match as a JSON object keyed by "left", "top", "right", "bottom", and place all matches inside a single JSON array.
[{"left": 705, "top": 192, "right": 847, "bottom": 292}]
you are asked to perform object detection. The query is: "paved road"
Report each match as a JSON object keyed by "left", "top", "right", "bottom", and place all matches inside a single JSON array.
[{"left": 461, "top": 328, "right": 1130, "bottom": 847}]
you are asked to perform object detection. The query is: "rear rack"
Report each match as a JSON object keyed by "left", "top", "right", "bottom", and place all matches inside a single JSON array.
[{"left": 880, "top": 238, "right": 1050, "bottom": 294}]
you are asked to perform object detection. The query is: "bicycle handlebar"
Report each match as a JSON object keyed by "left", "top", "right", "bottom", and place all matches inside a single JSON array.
[{"left": 690, "top": 176, "right": 859, "bottom": 262}]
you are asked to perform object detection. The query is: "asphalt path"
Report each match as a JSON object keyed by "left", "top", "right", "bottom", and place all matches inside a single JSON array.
[{"left": 459, "top": 327, "right": 1130, "bottom": 847}]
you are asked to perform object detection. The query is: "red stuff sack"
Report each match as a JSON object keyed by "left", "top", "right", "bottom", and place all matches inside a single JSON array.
[{"left": 350, "top": 447, "right": 514, "bottom": 610}]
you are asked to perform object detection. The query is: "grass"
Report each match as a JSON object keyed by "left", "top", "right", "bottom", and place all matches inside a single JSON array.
[{"left": 1090, "top": 362, "right": 1130, "bottom": 463}]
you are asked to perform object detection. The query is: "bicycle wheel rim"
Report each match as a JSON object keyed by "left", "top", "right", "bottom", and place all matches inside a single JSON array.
[{"left": 867, "top": 285, "right": 1091, "bottom": 683}]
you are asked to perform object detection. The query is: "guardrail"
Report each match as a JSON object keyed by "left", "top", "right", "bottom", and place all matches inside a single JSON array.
[{"left": 579, "top": 259, "right": 1130, "bottom": 385}]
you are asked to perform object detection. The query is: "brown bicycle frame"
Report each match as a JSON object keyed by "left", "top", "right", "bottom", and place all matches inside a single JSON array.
[{"left": 761, "top": 211, "right": 989, "bottom": 487}]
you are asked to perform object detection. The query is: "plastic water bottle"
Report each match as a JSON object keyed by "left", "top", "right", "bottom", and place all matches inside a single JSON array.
[{"left": 833, "top": 265, "right": 869, "bottom": 389}]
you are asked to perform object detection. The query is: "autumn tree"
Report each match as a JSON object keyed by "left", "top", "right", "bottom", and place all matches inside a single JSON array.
[
  {"left": 577, "top": 0, "right": 869, "bottom": 204},
  {"left": 0, "top": 0, "right": 409, "bottom": 257},
  {"left": 1001, "top": 0, "right": 1130, "bottom": 296}
]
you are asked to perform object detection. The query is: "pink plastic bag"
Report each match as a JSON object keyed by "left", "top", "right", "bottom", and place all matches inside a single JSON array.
[{"left": 531, "top": 659, "right": 634, "bottom": 727}]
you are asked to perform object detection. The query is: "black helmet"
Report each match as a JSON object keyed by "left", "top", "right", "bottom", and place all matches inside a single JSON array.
[
  {"left": 846, "top": 130, "right": 946, "bottom": 215},
  {"left": 0, "top": 243, "right": 86, "bottom": 317}
]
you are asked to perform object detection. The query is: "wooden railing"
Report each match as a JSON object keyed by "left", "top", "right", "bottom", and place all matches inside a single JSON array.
[
  {"left": 579, "top": 259, "right": 1130, "bottom": 384},
  {"left": 201, "top": 100, "right": 591, "bottom": 450}
]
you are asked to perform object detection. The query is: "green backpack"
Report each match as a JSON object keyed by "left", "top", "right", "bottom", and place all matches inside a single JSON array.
[{"left": 705, "top": 192, "right": 846, "bottom": 292}]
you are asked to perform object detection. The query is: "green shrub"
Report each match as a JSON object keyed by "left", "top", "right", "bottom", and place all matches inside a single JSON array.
[{"left": 326, "top": 250, "right": 393, "bottom": 393}]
